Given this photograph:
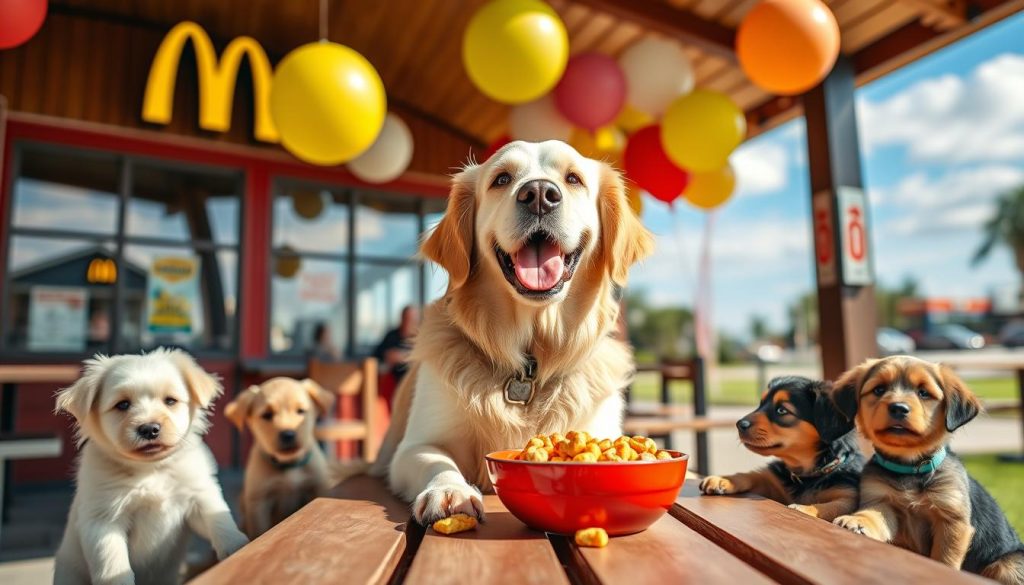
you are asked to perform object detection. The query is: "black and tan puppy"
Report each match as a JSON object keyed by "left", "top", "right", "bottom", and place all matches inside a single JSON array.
[
  {"left": 700, "top": 376, "right": 863, "bottom": 521},
  {"left": 832, "top": 356, "right": 1024, "bottom": 584}
]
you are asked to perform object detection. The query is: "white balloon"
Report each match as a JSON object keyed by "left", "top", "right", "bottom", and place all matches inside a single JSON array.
[
  {"left": 508, "top": 94, "right": 573, "bottom": 142},
  {"left": 347, "top": 113, "right": 414, "bottom": 183},
  {"left": 619, "top": 37, "right": 694, "bottom": 116}
]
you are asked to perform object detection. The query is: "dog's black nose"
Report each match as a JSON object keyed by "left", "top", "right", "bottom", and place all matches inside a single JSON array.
[
  {"left": 137, "top": 423, "right": 161, "bottom": 440},
  {"left": 278, "top": 430, "right": 297, "bottom": 445},
  {"left": 736, "top": 418, "right": 753, "bottom": 433},
  {"left": 516, "top": 179, "right": 562, "bottom": 216},
  {"left": 888, "top": 402, "right": 911, "bottom": 419}
]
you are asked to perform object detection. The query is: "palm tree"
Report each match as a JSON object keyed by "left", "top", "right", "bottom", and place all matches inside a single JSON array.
[{"left": 972, "top": 186, "right": 1024, "bottom": 282}]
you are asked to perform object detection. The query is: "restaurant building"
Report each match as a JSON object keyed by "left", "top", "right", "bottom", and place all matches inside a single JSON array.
[{"left": 0, "top": 6, "right": 476, "bottom": 484}]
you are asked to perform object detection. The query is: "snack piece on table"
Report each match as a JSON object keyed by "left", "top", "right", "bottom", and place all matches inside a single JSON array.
[
  {"left": 432, "top": 513, "right": 478, "bottom": 535},
  {"left": 575, "top": 527, "right": 610, "bottom": 548}
]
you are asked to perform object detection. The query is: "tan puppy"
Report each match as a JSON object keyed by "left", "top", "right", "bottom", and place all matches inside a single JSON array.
[
  {"left": 832, "top": 356, "right": 1024, "bottom": 583},
  {"left": 54, "top": 349, "right": 248, "bottom": 585},
  {"left": 370, "top": 140, "right": 653, "bottom": 525},
  {"left": 225, "top": 377, "right": 336, "bottom": 539}
]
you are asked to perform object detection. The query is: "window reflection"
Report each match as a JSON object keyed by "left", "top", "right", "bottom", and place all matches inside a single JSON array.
[
  {"left": 12, "top": 147, "right": 120, "bottom": 235},
  {"left": 356, "top": 197, "right": 419, "bottom": 258},
  {"left": 270, "top": 257, "right": 348, "bottom": 358},
  {"left": 273, "top": 187, "right": 350, "bottom": 253},
  {"left": 128, "top": 164, "right": 240, "bottom": 245},
  {"left": 354, "top": 263, "right": 419, "bottom": 353}
]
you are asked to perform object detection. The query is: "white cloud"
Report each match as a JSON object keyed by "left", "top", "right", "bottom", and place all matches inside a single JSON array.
[
  {"left": 732, "top": 140, "right": 789, "bottom": 195},
  {"left": 858, "top": 53, "right": 1024, "bottom": 163},
  {"left": 873, "top": 164, "right": 1024, "bottom": 235}
]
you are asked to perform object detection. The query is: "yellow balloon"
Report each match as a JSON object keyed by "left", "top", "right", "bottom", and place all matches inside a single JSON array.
[
  {"left": 662, "top": 90, "right": 746, "bottom": 173},
  {"left": 463, "top": 0, "right": 569, "bottom": 104},
  {"left": 271, "top": 42, "right": 387, "bottom": 166},
  {"left": 616, "top": 104, "right": 654, "bottom": 133},
  {"left": 627, "top": 187, "right": 643, "bottom": 216},
  {"left": 684, "top": 164, "right": 736, "bottom": 210},
  {"left": 570, "top": 126, "right": 624, "bottom": 160}
]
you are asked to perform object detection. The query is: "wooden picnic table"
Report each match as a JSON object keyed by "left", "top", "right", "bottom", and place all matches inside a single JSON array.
[{"left": 192, "top": 474, "right": 986, "bottom": 585}]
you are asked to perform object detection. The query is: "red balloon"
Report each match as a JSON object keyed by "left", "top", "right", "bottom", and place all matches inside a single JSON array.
[
  {"left": 623, "top": 125, "right": 690, "bottom": 204},
  {"left": 553, "top": 53, "right": 626, "bottom": 131},
  {"left": 479, "top": 134, "right": 511, "bottom": 161},
  {"left": 0, "top": 0, "right": 47, "bottom": 50}
]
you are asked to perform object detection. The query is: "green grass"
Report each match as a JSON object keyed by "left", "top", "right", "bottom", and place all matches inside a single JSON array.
[
  {"left": 961, "top": 454, "right": 1024, "bottom": 537},
  {"left": 628, "top": 370, "right": 1018, "bottom": 408}
]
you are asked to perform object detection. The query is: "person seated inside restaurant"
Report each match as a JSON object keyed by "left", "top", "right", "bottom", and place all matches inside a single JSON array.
[
  {"left": 309, "top": 321, "right": 340, "bottom": 362},
  {"left": 373, "top": 305, "right": 419, "bottom": 410}
]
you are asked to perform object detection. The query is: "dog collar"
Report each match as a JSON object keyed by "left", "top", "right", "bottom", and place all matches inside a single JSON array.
[
  {"left": 504, "top": 354, "right": 538, "bottom": 406},
  {"left": 873, "top": 448, "right": 947, "bottom": 475},
  {"left": 266, "top": 450, "right": 312, "bottom": 471},
  {"left": 790, "top": 454, "right": 847, "bottom": 483}
]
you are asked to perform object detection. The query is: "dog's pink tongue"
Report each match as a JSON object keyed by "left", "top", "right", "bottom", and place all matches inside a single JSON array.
[{"left": 514, "top": 240, "right": 564, "bottom": 291}]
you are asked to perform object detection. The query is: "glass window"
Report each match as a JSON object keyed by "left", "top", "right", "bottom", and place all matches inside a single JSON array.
[
  {"left": 273, "top": 186, "right": 350, "bottom": 254},
  {"left": 355, "top": 196, "right": 419, "bottom": 259},
  {"left": 4, "top": 236, "right": 116, "bottom": 352},
  {"left": 270, "top": 182, "right": 435, "bottom": 357},
  {"left": 270, "top": 257, "right": 348, "bottom": 358},
  {"left": 121, "top": 245, "right": 237, "bottom": 353},
  {"left": 127, "top": 163, "right": 240, "bottom": 245},
  {"left": 354, "top": 262, "right": 420, "bottom": 353},
  {"left": 12, "top": 147, "right": 120, "bottom": 236},
  {"left": 2, "top": 145, "right": 242, "bottom": 357}
]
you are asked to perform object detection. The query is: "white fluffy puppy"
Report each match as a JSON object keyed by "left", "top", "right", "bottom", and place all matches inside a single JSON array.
[{"left": 53, "top": 348, "right": 248, "bottom": 585}]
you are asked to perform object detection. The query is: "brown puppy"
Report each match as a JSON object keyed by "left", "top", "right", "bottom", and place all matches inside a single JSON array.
[
  {"left": 832, "top": 356, "right": 1024, "bottom": 583},
  {"left": 700, "top": 376, "right": 862, "bottom": 521},
  {"left": 226, "top": 377, "right": 336, "bottom": 539}
]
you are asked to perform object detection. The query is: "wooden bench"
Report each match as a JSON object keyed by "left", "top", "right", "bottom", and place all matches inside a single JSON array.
[{"left": 192, "top": 475, "right": 987, "bottom": 584}]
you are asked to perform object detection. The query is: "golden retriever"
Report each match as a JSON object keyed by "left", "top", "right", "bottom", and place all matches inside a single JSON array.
[
  {"left": 225, "top": 377, "right": 337, "bottom": 539},
  {"left": 370, "top": 140, "right": 653, "bottom": 524},
  {"left": 53, "top": 349, "right": 248, "bottom": 585}
]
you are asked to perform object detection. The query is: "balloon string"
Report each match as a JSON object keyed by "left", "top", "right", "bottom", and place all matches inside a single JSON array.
[
  {"left": 668, "top": 204, "right": 695, "bottom": 309},
  {"left": 319, "top": 0, "right": 328, "bottom": 41}
]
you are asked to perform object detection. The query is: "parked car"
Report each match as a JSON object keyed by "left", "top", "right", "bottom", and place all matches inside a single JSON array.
[
  {"left": 916, "top": 324, "right": 986, "bottom": 350},
  {"left": 1000, "top": 320, "right": 1024, "bottom": 348},
  {"left": 877, "top": 327, "right": 915, "bottom": 355}
]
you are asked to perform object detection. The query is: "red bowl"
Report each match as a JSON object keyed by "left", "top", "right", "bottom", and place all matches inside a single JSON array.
[{"left": 484, "top": 450, "right": 688, "bottom": 536}]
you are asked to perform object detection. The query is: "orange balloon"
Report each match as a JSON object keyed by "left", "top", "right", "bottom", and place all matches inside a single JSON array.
[{"left": 736, "top": 0, "right": 840, "bottom": 95}]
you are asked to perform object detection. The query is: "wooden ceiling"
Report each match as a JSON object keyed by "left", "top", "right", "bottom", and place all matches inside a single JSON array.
[{"left": 50, "top": 0, "right": 1024, "bottom": 149}]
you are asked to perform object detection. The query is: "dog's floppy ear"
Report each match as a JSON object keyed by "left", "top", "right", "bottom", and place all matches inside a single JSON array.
[
  {"left": 54, "top": 354, "right": 118, "bottom": 422},
  {"left": 224, "top": 385, "right": 261, "bottom": 429},
  {"left": 598, "top": 163, "right": 654, "bottom": 285},
  {"left": 831, "top": 362, "right": 872, "bottom": 423},
  {"left": 302, "top": 379, "right": 336, "bottom": 415},
  {"left": 812, "top": 382, "right": 854, "bottom": 443},
  {"left": 166, "top": 348, "right": 222, "bottom": 409},
  {"left": 939, "top": 365, "right": 982, "bottom": 432},
  {"left": 421, "top": 166, "right": 478, "bottom": 291}
]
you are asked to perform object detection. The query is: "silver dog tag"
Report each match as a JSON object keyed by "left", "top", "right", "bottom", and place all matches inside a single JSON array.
[{"left": 504, "top": 377, "right": 535, "bottom": 406}]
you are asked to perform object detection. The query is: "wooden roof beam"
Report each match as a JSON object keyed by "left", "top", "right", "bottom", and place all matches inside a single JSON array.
[
  {"left": 897, "top": 0, "right": 967, "bottom": 30},
  {"left": 569, "top": 0, "right": 736, "bottom": 60}
]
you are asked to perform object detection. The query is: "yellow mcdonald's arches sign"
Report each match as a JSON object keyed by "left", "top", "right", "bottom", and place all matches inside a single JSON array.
[
  {"left": 142, "top": 21, "right": 279, "bottom": 143},
  {"left": 87, "top": 258, "right": 117, "bottom": 284}
]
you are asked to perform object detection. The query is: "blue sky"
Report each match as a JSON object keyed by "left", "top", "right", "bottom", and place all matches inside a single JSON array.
[{"left": 630, "top": 12, "right": 1024, "bottom": 340}]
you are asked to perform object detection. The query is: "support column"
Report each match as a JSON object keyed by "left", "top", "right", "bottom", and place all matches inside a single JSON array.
[{"left": 804, "top": 56, "right": 878, "bottom": 381}]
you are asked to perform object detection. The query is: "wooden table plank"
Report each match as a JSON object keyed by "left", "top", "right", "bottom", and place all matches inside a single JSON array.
[
  {"left": 0, "top": 365, "right": 80, "bottom": 384},
  {"left": 191, "top": 475, "right": 410, "bottom": 585},
  {"left": 568, "top": 514, "right": 777, "bottom": 585},
  {"left": 674, "top": 480, "right": 989, "bottom": 585},
  {"left": 403, "top": 495, "right": 570, "bottom": 585}
]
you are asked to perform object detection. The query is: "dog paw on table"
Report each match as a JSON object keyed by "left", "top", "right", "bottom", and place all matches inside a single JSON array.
[
  {"left": 834, "top": 514, "right": 883, "bottom": 540},
  {"left": 699, "top": 476, "right": 737, "bottom": 495},
  {"left": 414, "top": 482, "right": 485, "bottom": 526}
]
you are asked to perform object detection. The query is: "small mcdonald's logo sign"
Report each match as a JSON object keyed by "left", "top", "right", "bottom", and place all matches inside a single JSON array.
[{"left": 87, "top": 258, "right": 118, "bottom": 284}]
